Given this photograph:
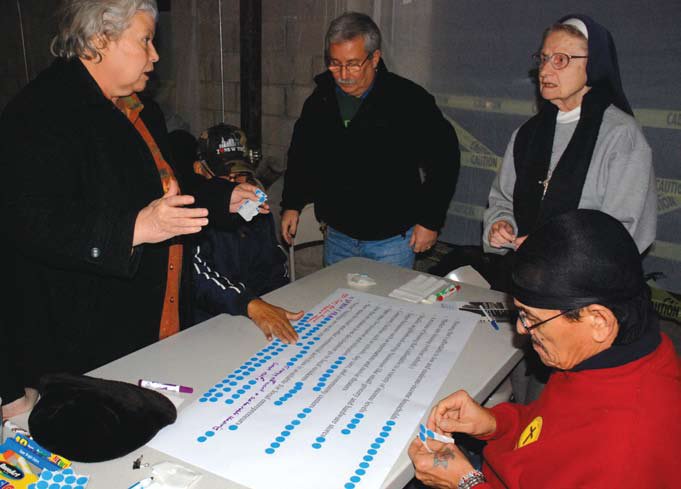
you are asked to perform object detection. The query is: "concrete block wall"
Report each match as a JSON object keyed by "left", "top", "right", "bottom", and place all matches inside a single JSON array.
[
  {"left": 0, "top": 0, "right": 55, "bottom": 112},
  {"left": 0, "top": 0, "right": 374, "bottom": 175}
]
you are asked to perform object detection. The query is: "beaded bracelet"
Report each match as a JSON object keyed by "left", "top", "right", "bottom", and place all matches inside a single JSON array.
[{"left": 457, "top": 469, "right": 487, "bottom": 489}]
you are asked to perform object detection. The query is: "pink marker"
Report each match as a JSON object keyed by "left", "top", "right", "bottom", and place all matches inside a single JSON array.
[{"left": 138, "top": 379, "right": 193, "bottom": 394}]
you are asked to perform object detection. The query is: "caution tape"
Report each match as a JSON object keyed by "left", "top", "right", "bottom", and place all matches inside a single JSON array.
[
  {"left": 650, "top": 284, "right": 681, "bottom": 323},
  {"left": 443, "top": 115, "right": 502, "bottom": 172},
  {"left": 446, "top": 201, "right": 681, "bottom": 262},
  {"left": 657, "top": 178, "right": 681, "bottom": 197},
  {"left": 657, "top": 178, "right": 681, "bottom": 216},
  {"left": 649, "top": 240, "right": 681, "bottom": 262},
  {"left": 446, "top": 201, "right": 486, "bottom": 222},
  {"left": 461, "top": 150, "right": 501, "bottom": 172},
  {"left": 436, "top": 93, "right": 681, "bottom": 131},
  {"left": 658, "top": 194, "right": 681, "bottom": 216}
]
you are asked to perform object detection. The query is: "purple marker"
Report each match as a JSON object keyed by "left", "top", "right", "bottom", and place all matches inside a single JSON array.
[{"left": 138, "top": 379, "right": 193, "bottom": 394}]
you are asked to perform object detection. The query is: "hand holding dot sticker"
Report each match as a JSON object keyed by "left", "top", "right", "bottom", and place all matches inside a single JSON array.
[
  {"left": 237, "top": 188, "right": 267, "bottom": 222},
  {"left": 418, "top": 422, "right": 454, "bottom": 452}
]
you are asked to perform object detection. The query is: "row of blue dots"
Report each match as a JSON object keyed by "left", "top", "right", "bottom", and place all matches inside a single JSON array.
[
  {"left": 197, "top": 325, "right": 299, "bottom": 406},
  {"left": 265, "top": 408, "right": 313, "bottom": 454},
  {"left": 199, "top": 379, "right": 258, "bottom": 403},
  {"left": 311, "top": 435, "right": 326, "bottom": 449},
  {"left": 341, "top": 412, "right": 365, "bottom": 435},
  {"left": 343, "top": 420, "right": 396, "bottom": 489},
  {"left": 314, "top": 356, "right": 346, "bottom": 391},
  {"left": 274, "top": 382, "right": 304, "bottom": 406},
  {"left": 293, "top": 313, "right": 314, "bottom": 332},
  {"left": 196, "top": 424, "right": 239, "bottom": 443},
  {"left": 301, "top": 317, "right": 332, "bottom": 339},
  {"left": 199, "top": 339, "right": 292, "bottom": 402},
  {"left": 285, "top": 347, "right": 309, "bottom": 367}
]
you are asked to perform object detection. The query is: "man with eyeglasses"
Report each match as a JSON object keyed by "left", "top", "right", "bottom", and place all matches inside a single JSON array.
[
  {"left": 281, "top": 12, "right": 460, "bottom": 269},
  {"left": 408, "top": 209, "right": 681, "bottom": 489}
]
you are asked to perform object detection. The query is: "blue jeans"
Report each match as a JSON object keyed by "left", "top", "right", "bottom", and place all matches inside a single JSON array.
[{"left": 324, "top": 226, "right": 415, "bottom": 268}]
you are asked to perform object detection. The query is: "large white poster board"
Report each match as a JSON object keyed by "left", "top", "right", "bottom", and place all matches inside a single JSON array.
[{"left": 150, "top": 289, "right": 479, "bottom": 489}]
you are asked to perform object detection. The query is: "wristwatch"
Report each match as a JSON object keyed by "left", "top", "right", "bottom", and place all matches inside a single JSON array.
[{"left": 457, "top": 469, "right": 487, "bottom": 489}]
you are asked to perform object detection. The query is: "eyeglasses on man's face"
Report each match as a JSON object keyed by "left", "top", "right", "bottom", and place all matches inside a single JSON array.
[
  {"left": 517, "top": 308, "right": 578, "bottom": 332},
  {"left": 532, "top": 52, "right": 588, "bottom": 70},
  {"left": 328, "top": 53, "right": 372, "bottom": 74}
]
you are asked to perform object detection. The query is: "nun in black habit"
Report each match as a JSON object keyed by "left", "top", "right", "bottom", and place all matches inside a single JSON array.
[{"left": 483, "top": 14, "right": 656, "bottom": 257}]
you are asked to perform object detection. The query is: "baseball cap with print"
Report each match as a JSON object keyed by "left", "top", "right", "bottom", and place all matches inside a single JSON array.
[{"left": 197, "top": 123, "right": 256, "bottom": 177}]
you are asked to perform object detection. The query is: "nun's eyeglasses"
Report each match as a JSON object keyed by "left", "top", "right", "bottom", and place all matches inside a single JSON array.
[
  {"left": 517, "top": 309, "right": 578, "bottom": 332},
  {"left": 532, "top": 52, "right": 588, "bottom": 70}
]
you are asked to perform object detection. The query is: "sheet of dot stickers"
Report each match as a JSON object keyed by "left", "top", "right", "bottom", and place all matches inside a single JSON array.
[
  {"left": 28, "top": 468, "right": 89, "bottom": 489},
  {"left": 148, "top": 289, "right": 479, "bottom": 489}
]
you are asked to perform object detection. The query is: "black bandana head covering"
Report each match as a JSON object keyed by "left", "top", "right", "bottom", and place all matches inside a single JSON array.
[
  {"left": 511, "top": 209, "right": 645, "bottom": 310},
  {"left": 558, "top": 13, "right": 632, "bottom": 115}
]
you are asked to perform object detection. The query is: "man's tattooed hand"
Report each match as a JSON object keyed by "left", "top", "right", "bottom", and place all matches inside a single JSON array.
[{"left": 432, "top": 446, "right": 455, "bottom": 468}]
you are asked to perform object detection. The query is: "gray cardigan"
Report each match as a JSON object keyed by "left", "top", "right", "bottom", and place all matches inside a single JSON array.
[{"left": 483, "top": 105, "right": 657, "bottom": 253}]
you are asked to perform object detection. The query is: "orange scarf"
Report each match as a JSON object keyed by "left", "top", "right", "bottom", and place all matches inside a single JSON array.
[{"left": 116, "top": 95, "right": 182, "bottom": 339}]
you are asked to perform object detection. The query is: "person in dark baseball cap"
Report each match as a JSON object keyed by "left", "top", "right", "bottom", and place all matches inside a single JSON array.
[{"left": 191, "top": 123, "right": 302, "bottom": 344}]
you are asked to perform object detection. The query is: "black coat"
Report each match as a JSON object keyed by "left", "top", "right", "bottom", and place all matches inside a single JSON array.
[
  {"left": 281, "top": 61, "right": 460, "bottom": 241},
  {"left": 0, "top": 59, "right": 233, "bottom": 396},
  {"left": 193, "top": 213, "right": 289, "bottom": 324}
]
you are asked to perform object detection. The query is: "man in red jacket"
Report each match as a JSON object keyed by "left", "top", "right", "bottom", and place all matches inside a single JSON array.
[{"left": 408, "top": 209, "right": 681, "bottom": 489}]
